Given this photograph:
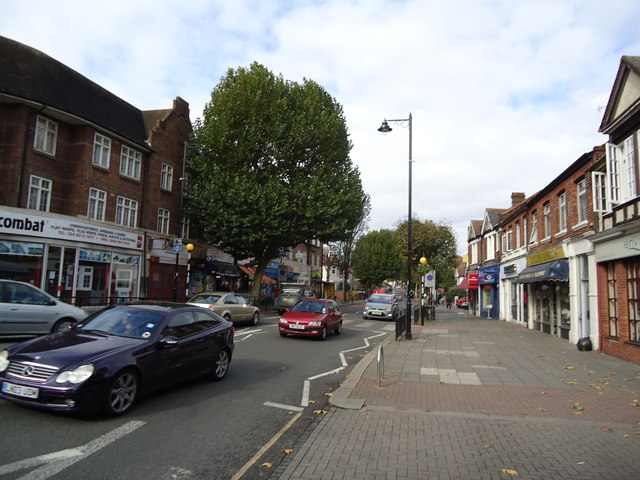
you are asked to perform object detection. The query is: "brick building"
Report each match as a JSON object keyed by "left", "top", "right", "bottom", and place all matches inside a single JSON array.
[
  {"left": 591, "top": 56, "right": 640, "bottom": 364},
  {"left": 0, "top": 36, "right": 193, "bottom": 305}
]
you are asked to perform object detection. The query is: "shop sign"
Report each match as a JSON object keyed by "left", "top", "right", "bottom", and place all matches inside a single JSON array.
[
  {"left": 206, "top": 247, "right": 234, "bottom": 264},
  {"left": 527, "top": 245, "right": 565, "bottom": 267},
  {"left": 478, "top": 265, "right": 499, "bottom": 284},
  {"left": 0, "top": 210, "right": 143, "bottom": 250},
  {"left": 595, "top": 232, "right": 640, "bottom": 262}
]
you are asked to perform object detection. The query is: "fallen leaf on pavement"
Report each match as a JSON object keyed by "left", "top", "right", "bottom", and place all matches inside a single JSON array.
[
  {"left": 573, "top": 403, "right": 585, "bottom": 411},
  {"left": 569, "top": 382, "right": 577, "bottom": 385},
  {"left": 325, "top": 392, "right": 333, "bottom": 396},
  {"left": 283, "top": 449, "right": 294, "bottom": 455},
  {"left": 313, "top": 409, "right": 328, "bottom": 414},
  {"left": 564, "top": 366, "right": 575, "bottom": 370},
  {"left": 541, "top": 391, "right": 549, "bottom": 395},
  {"left": 502, "top": 468, "right": 519, "bottom": 475},
  {"left": 538, "top": 408, "right": 548, "bottom": 412},
  {"left": 485, "top": 444, "right": 493, "bottom": 449},
  {"left": 629, "top": 403, "right": 640, "bottom": 407},
  {"left": 602, "top": 428, "right": 614, "bottom": 432},
  {"left": 308, "top": 400, "right": 316, "bottom": 404},
  {"left": 590, "top": 385, "right": 604, "bottom": 390},
  {"left": 262, "top": 463, "right": 273, "bottom": 468}
]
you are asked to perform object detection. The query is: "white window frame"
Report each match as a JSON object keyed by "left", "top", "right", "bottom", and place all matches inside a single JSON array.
[
  {"left": 87, "top": 188, "right": 107, "bottom": 221},
  {"left": 529, "top": 212, "right": 538, "bottom": 245},
  {"left": 558, "top": 192, "right": 567, "bottom": 233},
  {"left": 120, "top": 145, "right": 142, "bottom": 180},
  {"left": 115, "top": 196, "right": 138, "bottom": 227},
  {"left": 592, "top": 171, "right": 607, "bottom": 213},
  {"left": 34, "top": 116, "right": 57, "bottom": 155},
  {"left": 27, "top": 175, "right": 52, "bottom": 212},
  {"left": 161, "top": 163, "right": 173, "bottom": 191},
  {"left": 157, "top": 208, "right": 170, "bottom": 235},
  {"left": 576, "top": 179, "right": 587, "bottom": 223},
  {"left": 543, "top": 203, "right": 551, "bottom": 239},
  {"left": 92, "top": 133, "right": 111, "bottom": 168},
  {"left": 606, "top": 136, "right": 637, "bottom": 207},
  {"left": 515, "top": 221, "right": 521, "bottom": 248},
  {"left": 76, "top": 266, "right": 94, "bottom": 291}
]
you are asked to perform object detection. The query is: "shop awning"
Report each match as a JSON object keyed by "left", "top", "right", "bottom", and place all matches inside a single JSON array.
[
  {"left": 516, "top": 259, "right": 569, "bottom": 284},
  {"left": 458, "top": 273, "right": 478, "bottom": 289},
  {"left": 458, "top": 277, "right": 472, "bottom": 289},
  {"left": 238, "top": 265, "right": 277, "bottom": 284}
]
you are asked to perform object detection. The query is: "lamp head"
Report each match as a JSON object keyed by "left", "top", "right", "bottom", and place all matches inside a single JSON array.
[
  {"left": 186, "top": 243, "right": 195, "bottom": 252},
  {"left": 377, "top": 120, "right": 392, "bottom": 133},
  {"left": 420, "top": 257, "right": 427, "bottom": 265}
]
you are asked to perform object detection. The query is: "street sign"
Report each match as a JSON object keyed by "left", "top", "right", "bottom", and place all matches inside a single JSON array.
[
  {"left": 172, "top": 238, "right": 182, "bottom": 254},
  {"left": 424, "top": 270, "right": 436, "bottom": 288}
]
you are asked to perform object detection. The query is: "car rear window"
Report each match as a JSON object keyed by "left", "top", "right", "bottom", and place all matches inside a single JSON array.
[{"left": 368, "top": 295, "right": 391, "bottom": 304}]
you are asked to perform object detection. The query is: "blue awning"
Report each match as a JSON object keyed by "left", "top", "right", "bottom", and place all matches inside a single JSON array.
[{"left": 516, "top": 259, "right": 568, "bottom": 284}]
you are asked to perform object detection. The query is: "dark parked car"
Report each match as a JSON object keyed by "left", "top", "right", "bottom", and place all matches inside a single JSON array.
[
  {"left": 0, "top": 302, "right": 234, "bottom": 416},
  {"left": 278, "top": 298, "right": 343, "bottom": 340}
]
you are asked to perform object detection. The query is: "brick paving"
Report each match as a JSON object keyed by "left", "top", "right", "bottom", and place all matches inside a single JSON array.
[{"left": 274, "top": 306, "right": 640, "bottom": 480}]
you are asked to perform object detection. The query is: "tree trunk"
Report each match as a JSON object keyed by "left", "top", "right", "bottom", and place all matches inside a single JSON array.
[{"left": 249, "top": 260, "right": 269, "bottom": 306}]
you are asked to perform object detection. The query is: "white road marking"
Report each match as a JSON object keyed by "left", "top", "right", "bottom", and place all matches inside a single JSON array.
[
  {"left": 1, "top": 420, "right": 145, "bottom": 480},
  {"left": 263, "top": 401, "right": 304, "bottom": 412}
]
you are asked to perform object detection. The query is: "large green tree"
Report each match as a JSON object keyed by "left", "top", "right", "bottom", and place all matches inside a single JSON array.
[
  {"left": 185, "top": 63, "right": 368, "bottom": 301},
  {"left": 393, "top": 218, "right": 458, "bottom": 287},
  {"left": 352, "top": 229, "right": 403, "bottom": 291}
]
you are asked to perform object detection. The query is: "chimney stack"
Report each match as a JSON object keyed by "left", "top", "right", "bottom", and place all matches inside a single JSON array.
[{"left": 511, "top": 192, "right": 525, "bottom": 207}]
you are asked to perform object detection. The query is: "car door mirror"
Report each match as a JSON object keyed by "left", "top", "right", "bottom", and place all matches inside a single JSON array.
[{"left": 160, "top": 336, "right": 179, "bottom": 346}]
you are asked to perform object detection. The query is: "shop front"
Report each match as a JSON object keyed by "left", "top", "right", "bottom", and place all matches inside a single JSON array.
[
  {"left": 0, "top": 208, "right": 143, "bottom": 308},
  {"left": 500, "top": 258, "right": 527, "bottom": 325},
  {"left": 516, "top": 246, "right": 570, "bottom": 339},
  {"left": 478, "top": 265, "right": 499, "bottom": 318}
]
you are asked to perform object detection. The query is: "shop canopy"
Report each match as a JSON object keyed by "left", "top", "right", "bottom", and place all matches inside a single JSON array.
[
  {"left": 458, "top": 273, "right": 478, "bottom": 289},
  {"left": 238, "top": 265, "right": 277, "bottom": 284},
  {"left": 516, "top": 259, "right": 569, "bottom": 284}
]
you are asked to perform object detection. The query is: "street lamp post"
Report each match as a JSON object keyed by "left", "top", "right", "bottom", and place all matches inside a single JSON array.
[
  {"left": 185, "top": 243, "right": 194, "bottom": 301},
  {"left": 378, "top": 113, "right": 413, "bottom": 340}
]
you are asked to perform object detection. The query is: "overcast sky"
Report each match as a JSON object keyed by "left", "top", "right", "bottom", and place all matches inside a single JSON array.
[{"left": 2, "top": 0, "right": 640, "bottom": 255}]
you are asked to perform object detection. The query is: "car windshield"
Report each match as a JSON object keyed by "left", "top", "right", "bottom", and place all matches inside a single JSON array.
[
  {"left": 291, "top": 300, "right": 326, "bottom": 314},
  {"left": 368, "top": 295, "right": 391, "bottom": 304},
  {"left": 79, "top": 306, "right": 164, "bottom": 339},
  {"left": 190, "top": 294, "right": 221, "bottom": 303}
]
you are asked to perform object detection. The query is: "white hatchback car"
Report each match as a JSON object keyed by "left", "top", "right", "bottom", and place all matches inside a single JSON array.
[{"left": 0, "top": 279, "right": 89, "bottom": 335}]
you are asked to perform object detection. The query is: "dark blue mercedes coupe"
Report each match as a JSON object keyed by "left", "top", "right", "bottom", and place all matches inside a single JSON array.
[{"left": 0, "top": 302, "right": 234, "bottom": 416}]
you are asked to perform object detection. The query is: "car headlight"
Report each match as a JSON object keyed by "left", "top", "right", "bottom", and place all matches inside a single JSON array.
[
  {"left": 279, "top": 318, "right": 287, "bottom": 324},
  {"left": 308, "top": 321, "right": 322, "bottom": 327},
  {"left": 0, "top": 351, "right": 9, "bottom": 372},
  {"left": 55, "top": 364, "right": 94, "bottom": 384}
]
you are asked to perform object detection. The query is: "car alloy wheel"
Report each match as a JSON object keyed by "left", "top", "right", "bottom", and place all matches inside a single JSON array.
[
  {"left": 212, "top": 349, "right": 230, "bottom": 381},
  {"left": 251, "top": 311, "right": 260, "bottom": 326},
  {"left": 104, "top": 370, "right": 138, "bottom": 416}
]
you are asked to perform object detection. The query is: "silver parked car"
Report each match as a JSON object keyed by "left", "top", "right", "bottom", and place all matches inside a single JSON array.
[
  {"left": 363, "top": 293, "right": 399, "bottom": 321},
  {"left": 187, "top": 292, "right": 260, "bottom": 326},
  {"left": 0, "top": 279, "right": 89, "bottom": 334}
]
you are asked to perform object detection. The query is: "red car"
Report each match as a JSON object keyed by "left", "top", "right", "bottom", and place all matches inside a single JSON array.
[{"left": 278, "top": 298, "right": 343, "bottom": 340}]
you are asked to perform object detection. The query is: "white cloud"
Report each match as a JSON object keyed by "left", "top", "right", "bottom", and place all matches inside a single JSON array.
[{"left": 2, "top": 0, "right": 640, "bottom": 254}]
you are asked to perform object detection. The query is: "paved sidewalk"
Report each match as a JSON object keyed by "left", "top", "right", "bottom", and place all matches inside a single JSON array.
[{"left": 275, "top": 306, "right": 640, "bottom": 479}]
